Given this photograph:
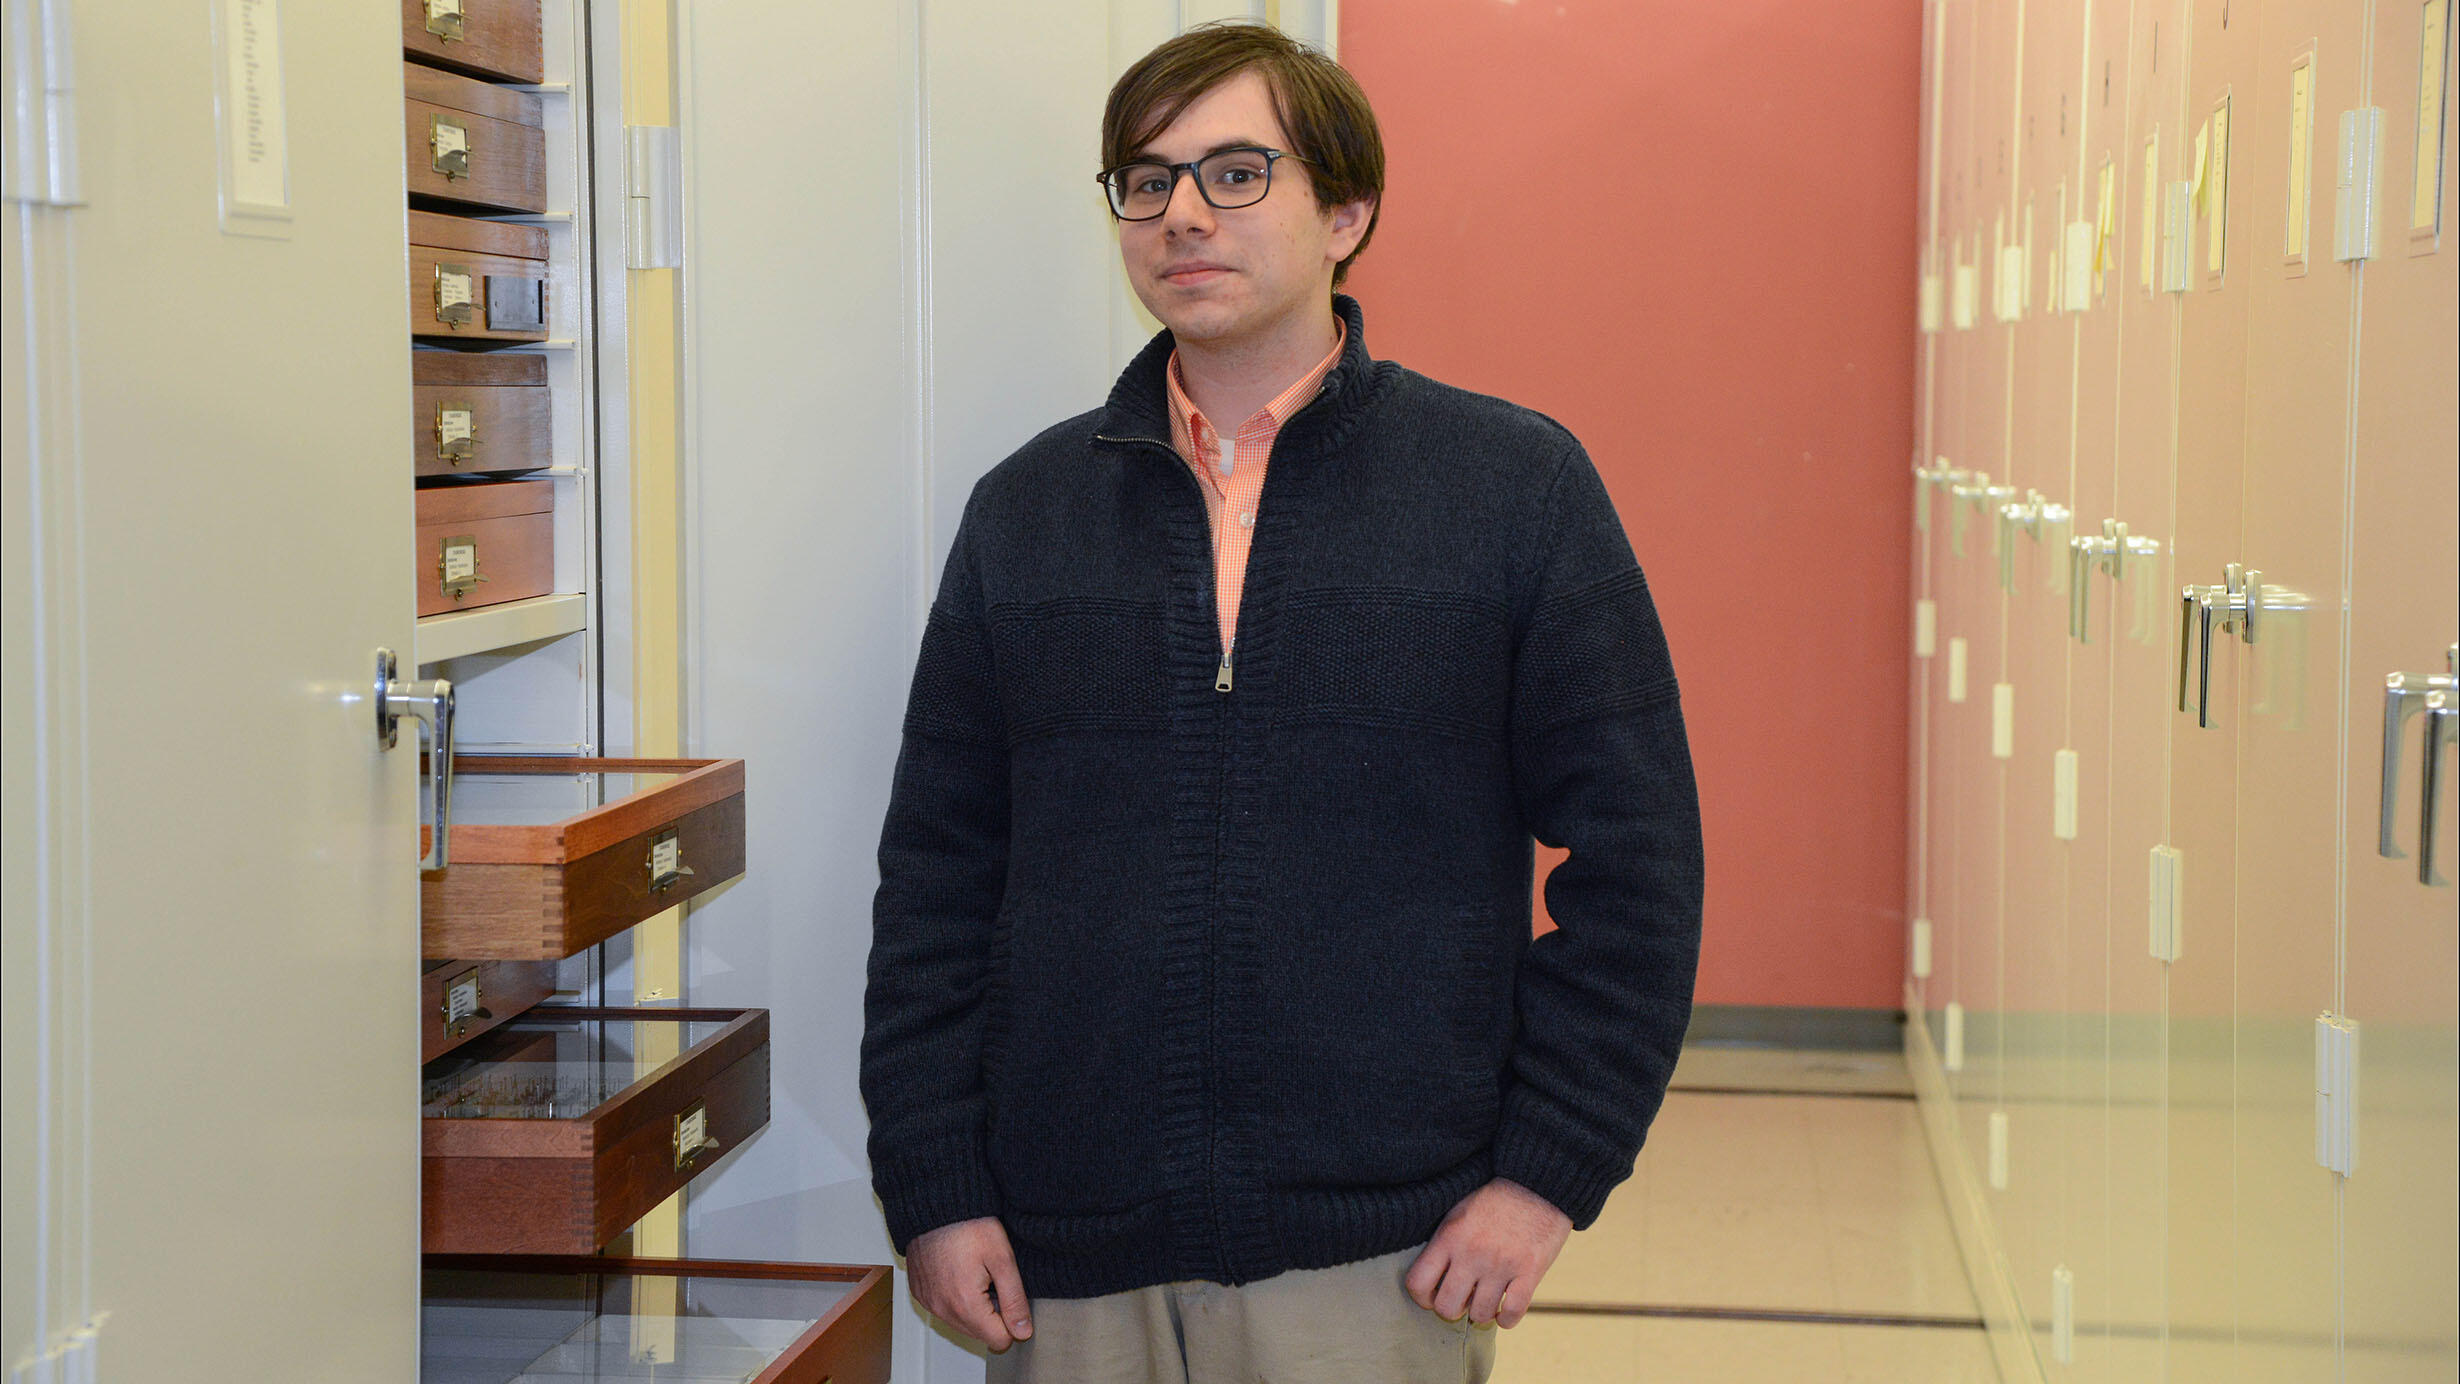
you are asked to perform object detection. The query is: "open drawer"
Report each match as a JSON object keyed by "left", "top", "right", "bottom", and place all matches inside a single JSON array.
[
  {"left": 423, "top": 757, "right": 745, "bottom": 960},
  {"left": 423, "top": 1007, "right": 769, "bottom": 1254},
  {"left": 422, "top": 1254, "right": 892, "bottom": 1384}
]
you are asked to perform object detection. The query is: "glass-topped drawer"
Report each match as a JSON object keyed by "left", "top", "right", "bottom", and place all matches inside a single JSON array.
[
  {"left": 422, "top": 1255, "right": 891, "bottom": 1384},
  {"left": 422, "top": 756, "right": 746, "bottom": 960},
  {"left": 423, "top": 1008, "right": 769, "bottom": 1254}
]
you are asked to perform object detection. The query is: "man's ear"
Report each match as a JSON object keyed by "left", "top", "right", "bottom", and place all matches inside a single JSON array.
[{"left": 1327, "top": 196, "right": 1377, "bottom": 260}]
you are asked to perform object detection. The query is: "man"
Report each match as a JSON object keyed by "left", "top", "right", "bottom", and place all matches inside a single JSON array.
[{"left": 860, "top": 21, "right": 1702, "bottom": 1383}]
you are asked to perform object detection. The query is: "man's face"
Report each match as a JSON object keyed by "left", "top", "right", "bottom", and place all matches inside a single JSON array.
[{"left": 1115, "top": 69, "right": 1373, "bottom": 349}]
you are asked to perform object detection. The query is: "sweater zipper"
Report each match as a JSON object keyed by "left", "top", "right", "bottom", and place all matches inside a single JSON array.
[{"left": 1095, "top": 431, "right": 1236, "bottom": 693}]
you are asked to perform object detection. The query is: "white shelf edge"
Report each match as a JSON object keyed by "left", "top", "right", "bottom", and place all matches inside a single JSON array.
[
  {"left": 485, "top": 211, "right": 578, "bottom": 224},
  {"left": 506, "top": 82, "right": 575, "bottom": 95},
  {"left": 416, "top": 592, "right": 589, "bottom": 666}
]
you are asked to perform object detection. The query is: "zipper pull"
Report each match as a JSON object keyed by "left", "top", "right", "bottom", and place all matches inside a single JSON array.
[{"left": 1215, "top": 646, "right": 1234, "bottom": 693}]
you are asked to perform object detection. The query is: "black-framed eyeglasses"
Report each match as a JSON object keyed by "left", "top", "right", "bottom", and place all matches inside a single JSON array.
[{"left": 1096, "top": 147, "right": 1310, "bottom": 221}]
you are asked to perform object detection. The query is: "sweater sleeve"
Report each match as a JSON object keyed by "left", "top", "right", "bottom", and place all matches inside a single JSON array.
[
  {"left": 1491, "top": 443, "right": 1705, "bottom": 1231},
  {"left": 860, "top": 509, "right": 1011, "bottom": 1256}
]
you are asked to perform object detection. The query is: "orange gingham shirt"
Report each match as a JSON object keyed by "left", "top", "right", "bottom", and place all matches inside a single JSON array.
[{"left": 1165, "top": 319, "right": 1347, "bottom": 657}]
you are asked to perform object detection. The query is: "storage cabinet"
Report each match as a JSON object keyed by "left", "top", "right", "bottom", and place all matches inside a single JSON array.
[
  {"left": 421, "top": 758, "right": 747, "bottom": 959},
  {"left": 422, "top": 1008, "right": 771, "bottom": 1254},
  {"left": 412, "top": 351, "right": 550, "bottom": 479},
  {"left": 421, "top": 1255, "right": 892, "bottom": 1384},
  {"left": 414, "top": 479, "right": 555, "bottom": 616},
  {"left": 405, "top": 63, "right": 547, "bottom": 215},
  {"left": 1907, "top": 0, "right": 2457, "bottom": 1378}
]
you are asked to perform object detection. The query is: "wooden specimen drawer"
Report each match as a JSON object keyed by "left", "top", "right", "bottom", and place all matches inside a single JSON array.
[
  {"left": 402, "top": 0, "right": 544, "bottom": 86},
  {"left": 421, "top": 958, "right": 557, "bottom": 1064},
  {"left": 405, "top": 62, "right": 545, "bottom": 215},
  {"left": 414, "top": 478, "right": 553, "bottom": 616},
  {"left": 412, "top": 350, "right": 549, "bottom": 479},
  {"left": 422, "top": 1254, "right": 892, "bottom": 1384},
  {"left": 411, "top": 210, "right": 548, "bottom": 344},
  {"left": 422, "top": 757, "right": 747, "bottom": 961},
  {"left": 423, "top": 1008, "right": 770, "bottom": 1254}
]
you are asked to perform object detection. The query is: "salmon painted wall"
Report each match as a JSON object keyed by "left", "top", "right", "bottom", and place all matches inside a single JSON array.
[{"left": 1340, "top": 0, "right": 1921, "bottom": 1010}]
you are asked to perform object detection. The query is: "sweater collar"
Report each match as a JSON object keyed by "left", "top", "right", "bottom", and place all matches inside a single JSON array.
[{"left": 1096, "top": 293, "right": 1377, "bottom": 454}]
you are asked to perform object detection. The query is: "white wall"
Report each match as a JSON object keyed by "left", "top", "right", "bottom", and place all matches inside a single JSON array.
[{"left": 673, "top": 3, "right": 1336, "bottom": 1380}]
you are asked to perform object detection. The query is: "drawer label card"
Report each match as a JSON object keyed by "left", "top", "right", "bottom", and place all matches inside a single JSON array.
[
  {"left": 434, "top": 264, "right": 476, "bottom": 328},
  {"left": 441, "top": 970, "right": 482, "bottom": 1035},
  {"left": 674, "top": 1102, "right": 716, "bottom": 1169},
  {"left": 648, "top": 827, "right": 696, "bottom": 894},
  {"left": 430, "top": 117, "right": 471, "bottom": 180},
  {"left": 436, "top": 404, "right": 476, "bottom": 464},
  {"left": 439, "top": 535, "right": 486, "bottom": 601},
  {"left": 424, "top": 0, "right": 465, "bottom": 40}
]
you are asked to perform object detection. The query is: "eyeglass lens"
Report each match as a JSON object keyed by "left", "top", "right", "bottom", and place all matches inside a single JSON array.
[{"left": 1108, "top": 150, "right": 1275, "bottom": 217}]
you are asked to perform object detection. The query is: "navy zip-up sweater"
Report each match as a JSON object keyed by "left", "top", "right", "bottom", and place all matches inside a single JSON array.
[{"left": 860, "top": 295, "right": 1704, "bottom": 1300}]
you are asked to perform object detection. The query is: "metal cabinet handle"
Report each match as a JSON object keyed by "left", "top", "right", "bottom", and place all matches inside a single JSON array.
[
  {"left": 1948, "top": 470, "right": 2017, "bottom": 558},
  {"left": 2176, "top": 565, "right": 2259, "bottom": 729},
  {"left": 377, "top": 647, "right": 457, "bottom": 870},
  {"left": 2423, "top": 692, "right": 2457, "bottom": 888},
  {"left": 1911, "top": 457, "right": 1967, "bottom": 532},
  {"left": 2382, "top": 644, "right": 2460, "bottom": 871},
  {"left": 1997, "top": 490, "right": 2075, "bottom": 593}
]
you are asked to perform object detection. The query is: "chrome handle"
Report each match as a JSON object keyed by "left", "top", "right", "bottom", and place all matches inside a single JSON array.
[
  {"left": 2178, "top": 588, "right": 2202, "bottom": 714},
  {"left": 2423, "top": 693, "right": 2456, "bottom": 887},
  {"left": 377, "top": 647, "right": 456, "bottom": 870},
  {"left": 2070, "top": 535, "right": 2100, "bottom": 641},
  {"left": 2177, "top": 565, "right": 2258, "bottom": 728},
  {"left": 2383, "top": 658, "right": 2460, "bottom": 862}
]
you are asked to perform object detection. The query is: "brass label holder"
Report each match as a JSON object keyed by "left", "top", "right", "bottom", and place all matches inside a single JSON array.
[
  {"left": 673, "top": 1102, "right": 718, "bottom": 1170},
  {"left": 433, "top": 263, "right": 476, "bottom": 329},
  {"left": 424, "top": 0, "right": 465, "bottom": 41},
  {"left": 430, "top": 116, "right": 471, "bottom": 180},
  {"left": 435, "top": 401, "right": 477, "bottom": 466},
  {"left": 647, "top": 827, "right": 695, "bottom": 894},
  {"left": 439, "top": 534, "right": 488, "bottom": 602}
]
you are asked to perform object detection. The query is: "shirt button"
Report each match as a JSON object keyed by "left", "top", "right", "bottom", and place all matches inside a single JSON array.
[{"left": 1239, "top": 511, "right": 1255, "bottom": 527}]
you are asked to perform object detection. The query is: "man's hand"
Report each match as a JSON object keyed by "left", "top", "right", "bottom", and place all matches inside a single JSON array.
[
  {"left": 906, "top": 1216, "right": 1035, "bottom": 1352},
  {"left": 1404, "top": 1177, "right": 1573, "bottom": 1328}
]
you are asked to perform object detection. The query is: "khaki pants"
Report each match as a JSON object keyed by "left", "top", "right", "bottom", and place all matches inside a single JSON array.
[{"left": 983, "top": 1241, "right": 1498, "bottom": 1384}]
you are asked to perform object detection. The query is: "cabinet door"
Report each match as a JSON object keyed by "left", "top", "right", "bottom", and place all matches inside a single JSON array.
[
  {"left": 2163, "top": 0, "right": 2260, "bottom": 1378},
  {"left": 2342, "top": 3, "right": 2460, "bottom": 1378},
  {"left": 1, "top": 2, "right": 420, "bottom": 1378},
  {"left": 1998, "top": 1, "right": 2094, "bottom": 1351},
  {"left": 2099, "top": 4, "right": 2192, "bottom": 1379},
  {"left": 2227, "top": 6, "right": 2373, "bottom": 1380}
]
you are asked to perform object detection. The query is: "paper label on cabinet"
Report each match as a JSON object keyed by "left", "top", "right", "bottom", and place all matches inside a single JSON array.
[
  {"left": 444, "top": 974, "right": 480, "bottom": 1025},
  {"left": 437, "top": 269, "right": 474, "bottom": 312},
  {"left": 438, "top": 408, "right": 474, "bottom": 446},
  {"left": 677, "top": 1105, "right": 710, "bottom": 1158},
  {"left": 652, "top": 832, "right": 681, "bottom": 884},
  {"left": 442, "top": 541, "right": 477, "bottom": 586},
  {"left": 2417, "top": 0, "right": 2452, "bottom": 234},
  {"left": 2207, "top": 96, "right": 2232, "bottom": 276},
  {"left": 428, "top": 0, "right": 464, "bottom": 17},
  {"left": 433, "top": 121, "right": 468, "bottom": 158}
]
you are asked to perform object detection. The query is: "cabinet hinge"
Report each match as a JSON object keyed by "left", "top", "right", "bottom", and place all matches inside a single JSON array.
[
  {"left": 2316, "top": 1012, "right": 2360, "bottom": 1175},
  {"left": 3, "top": 0, "right": 83, "bottom": 207},
  {"left": 625, "top": 124, "right": 682, "bottom": 269}
]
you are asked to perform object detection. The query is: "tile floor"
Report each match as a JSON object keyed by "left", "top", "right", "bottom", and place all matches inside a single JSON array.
[{"left": 1492, "top": 1045, "right": 2001, "bottom": 1383}]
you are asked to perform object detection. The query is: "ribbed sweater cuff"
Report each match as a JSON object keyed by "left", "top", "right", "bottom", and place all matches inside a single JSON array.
[
  {"left": 1490, "top": 1088, "right": 1634, "bottom": 1232},
  {"left": 873, "top": 1129, "right": 1002, "bottom": 1258}
]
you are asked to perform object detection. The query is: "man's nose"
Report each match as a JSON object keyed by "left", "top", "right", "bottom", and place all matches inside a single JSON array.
[{"left": 1161, "top": 168, "right": 1215, "bottom": 234}]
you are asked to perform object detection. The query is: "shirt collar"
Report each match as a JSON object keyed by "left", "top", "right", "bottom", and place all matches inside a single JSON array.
[{"left": 1165, "top": 316, "right": 1349, "bottom": 462}]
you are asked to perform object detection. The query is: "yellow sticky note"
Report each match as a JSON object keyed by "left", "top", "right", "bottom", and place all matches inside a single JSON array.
[{"left": 2094, "top": 159, "right": 2117, "bottom": 277}]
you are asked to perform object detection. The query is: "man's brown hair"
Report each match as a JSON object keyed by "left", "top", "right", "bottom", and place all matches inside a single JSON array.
[{"left": 1102, "top": 20, "right": 1385, "bottom": 289}]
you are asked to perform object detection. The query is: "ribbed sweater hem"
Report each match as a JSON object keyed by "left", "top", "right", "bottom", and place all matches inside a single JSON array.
[{"left": 1004, "top": 1152, "right": 1494, "bottom": 1300}]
